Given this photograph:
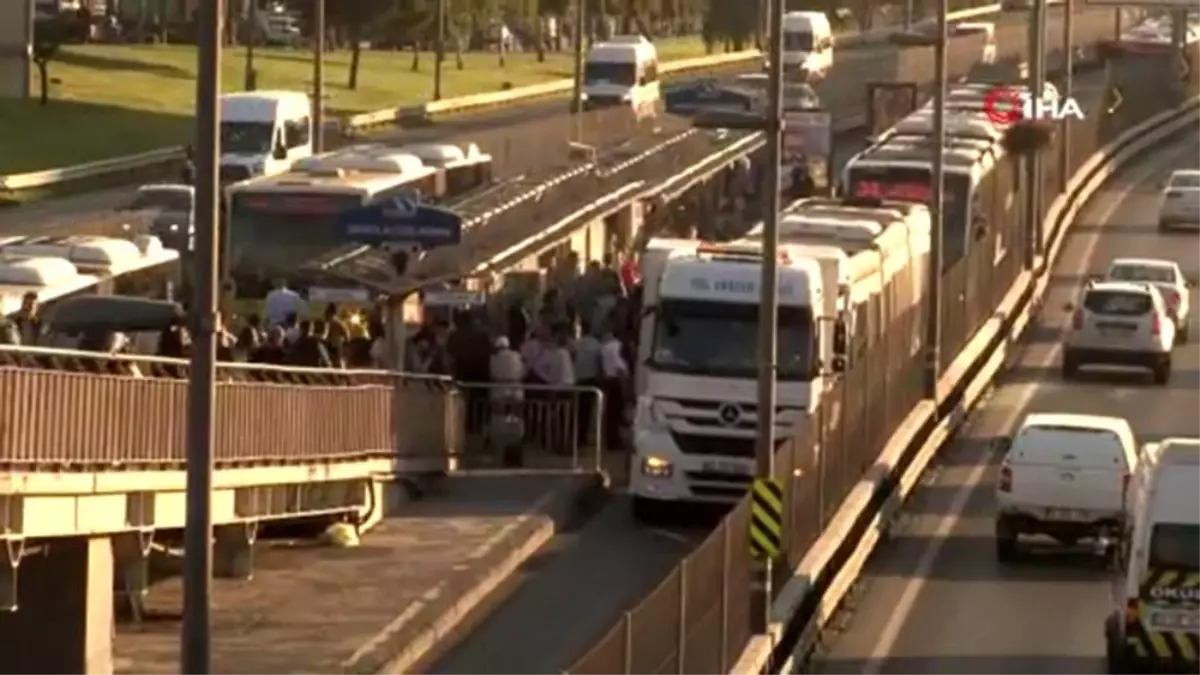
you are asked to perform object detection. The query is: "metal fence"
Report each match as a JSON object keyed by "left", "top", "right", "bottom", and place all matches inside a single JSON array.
[
  {"left": 454, "top": 381, "right": 606, "bottom": 473},
  {"left": 568, "top": 36, "right": 1183, "bottom": 675},
  {"left": 0, "top": 344, "right": 620, "bottom": 475},
  {"left": 0, "top": 343, "right": 455, "bottom": 470}
]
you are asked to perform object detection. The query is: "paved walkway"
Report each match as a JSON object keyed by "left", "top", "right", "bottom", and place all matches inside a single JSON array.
[{"left": 113, "top": 471, "right": 599, "bottom": 674}]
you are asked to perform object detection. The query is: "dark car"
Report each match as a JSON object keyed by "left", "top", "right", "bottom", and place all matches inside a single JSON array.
[{"left": 664, "top": 78, "right": 757, "bottom": 118}]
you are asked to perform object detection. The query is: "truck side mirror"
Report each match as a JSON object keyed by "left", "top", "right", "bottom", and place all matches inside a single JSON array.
[{"left": 833, "top": 317, "right": 849, "bottom": 356}]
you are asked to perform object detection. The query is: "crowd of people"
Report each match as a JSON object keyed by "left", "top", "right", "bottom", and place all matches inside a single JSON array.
[
  {"left": 0, "top": 251, "right": 644, "bottom": 454},
  {"left": 404, "top": 251, "right": 642, "bottom": 454}
]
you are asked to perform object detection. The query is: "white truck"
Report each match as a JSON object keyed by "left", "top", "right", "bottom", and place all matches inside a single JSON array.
[{"left": 629, "top": 197, "right": 932, "bottom": 521}]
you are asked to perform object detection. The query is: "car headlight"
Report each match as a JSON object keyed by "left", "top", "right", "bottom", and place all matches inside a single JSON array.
[
  {"left": 641, "top": 454, "right": 673, "bottom": 478},
  {"left": 635, "top": 396, "right": 667, "bottom": 432}
]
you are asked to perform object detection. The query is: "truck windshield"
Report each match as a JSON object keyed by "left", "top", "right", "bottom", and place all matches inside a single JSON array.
[{"left": 650, "top": 299, "right": 815, "bottom": 380}]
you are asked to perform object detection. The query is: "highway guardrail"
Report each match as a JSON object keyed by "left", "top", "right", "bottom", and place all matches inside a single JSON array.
[
  {"left": 731, "top": 95, "right": 1200, "bottom": 675},
  {"left": 0, "top": 4, "right": 1010, "bottom": 205}
]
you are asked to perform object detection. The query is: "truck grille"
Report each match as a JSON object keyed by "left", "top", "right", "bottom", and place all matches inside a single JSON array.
[{"left": 668, "top": 433, "right": 788, "bottom": 457}]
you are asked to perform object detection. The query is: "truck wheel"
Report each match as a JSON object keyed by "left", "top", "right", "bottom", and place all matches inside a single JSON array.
[
  {"left": 1152, "top": 358, "right": 1172, "bottom": 386},
  {"left": 632, "top": 496, "right": 666, "bottom": 525},
  {"left": 995, "top": 516, "right": 1020, "bottom": 563},
  {"left": 1061, "top": 353, "right": 1079, "bottom": 380},
  {"left": 1105, "top": 613, "right": 1133, "bottom": 674}
]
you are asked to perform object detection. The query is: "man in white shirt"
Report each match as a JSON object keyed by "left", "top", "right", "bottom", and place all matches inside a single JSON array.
[
  {"left": 530, "top": 334, "right": 575, "bottom": 386},
  {"left": 264, "top": 279, "right": 308, "bottom": 328},
  {"left": 598, "top": 329, "right": 629, "bottom": 450}
]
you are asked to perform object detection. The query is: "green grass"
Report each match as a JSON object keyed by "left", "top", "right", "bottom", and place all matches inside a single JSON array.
[{"left": 0, "top": 37, "right": 709, "bottom": 176}]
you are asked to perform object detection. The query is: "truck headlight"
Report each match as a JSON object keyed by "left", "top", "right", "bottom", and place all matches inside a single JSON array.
[{"left": 641, "top": 455, "right": 673, "bottom": 478}]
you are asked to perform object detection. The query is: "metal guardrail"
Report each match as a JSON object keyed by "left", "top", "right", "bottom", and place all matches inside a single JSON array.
[
  {"left": 455, "top": 381, "right": 607, "bottom": 474},
  {"left": 0, "top": 343, "right": 623, "bottom": 478},
  {"left": 0, "top": 4, "right": 1013, "bottom": 201},
  {"left": 0, "top": 343, "right": 457, "bottom": 470}
]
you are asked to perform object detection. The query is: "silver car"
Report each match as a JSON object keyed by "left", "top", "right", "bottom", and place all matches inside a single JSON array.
[{"left": 1158, "top": 169, "right": 1200, "bottom": 232}]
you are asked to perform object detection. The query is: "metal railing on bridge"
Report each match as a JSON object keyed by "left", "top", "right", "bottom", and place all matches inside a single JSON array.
[
  {"left": 0, "top": 345, "right": 612, "bottom": 476},
  {"left": 0, "top": 344, "right": 455, "bottom": 470}
]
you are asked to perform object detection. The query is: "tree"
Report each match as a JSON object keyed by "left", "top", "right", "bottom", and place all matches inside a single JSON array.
[{"left": 32, "top": 19, "right": 66, "bottom": 106}]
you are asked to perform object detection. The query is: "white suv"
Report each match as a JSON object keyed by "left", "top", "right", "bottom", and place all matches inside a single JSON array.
[
  {"left": 1104, "top": 257, "right": 1192, "bottom": 343},
  {"left": 1062, "top": 280, "right": 1176, "bottom": 384}
]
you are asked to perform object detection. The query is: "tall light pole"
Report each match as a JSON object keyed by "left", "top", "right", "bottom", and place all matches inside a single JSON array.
[
  {"left": 689, "top": 0, "right": 787, "bottom": 634},
  {"left": 571, "top": 0, "right": 586, "bottom": 113},
  {"left": 752, "top": 0, "right": 785, "bottom": 633},
  {"left": 892, "top": 4, "right": 949, "bottom": 394},
  {"left": 1026, "top": 0, "right": 1048, "bottom": 262},
  {"left": 244, "top": 0, "right": 258, "bottom": 90},
  {"left": 312, "top": 0, "right": 325, "bottom": 152},
  {"left": 1061, "top": 0, "right": 1074, "bottom": 194},
  {"left": 182, "top": 0, "right": 222, "bottom": 671},
  {"left": 925, "top": 0, "right": 947, "bottom": 397},
  {"left": 434, "top": 0, "right": 447, "bottom": 101}
]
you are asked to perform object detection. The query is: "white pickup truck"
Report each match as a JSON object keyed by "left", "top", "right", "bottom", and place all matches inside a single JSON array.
[{"left": 995, "top": 413, "right": 1140, "bottom": 562}]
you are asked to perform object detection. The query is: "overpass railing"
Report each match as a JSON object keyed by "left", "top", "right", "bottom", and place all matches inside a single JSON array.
[{"left": 0, "top": 344, "right": 456, "bottom": 471}]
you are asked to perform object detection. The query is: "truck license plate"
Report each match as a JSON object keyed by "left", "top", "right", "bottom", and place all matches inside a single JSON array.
[
  {"left": 1045, "top": 508, "right": 1089, "bottom": 521},
  {"left": 702, "top": 460, "right": 751, "bottom": 476},
  {"left": 1150, "top": 612, "right": 1199, "bottom": 630}
]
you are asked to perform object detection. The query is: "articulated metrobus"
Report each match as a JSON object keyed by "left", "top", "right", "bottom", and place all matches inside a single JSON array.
[
  {"left": 222, "top": 142, "right": 493, "bottom": 307},
  {"left": 0, "top": 234, "right": 181, "bottom": 320}
]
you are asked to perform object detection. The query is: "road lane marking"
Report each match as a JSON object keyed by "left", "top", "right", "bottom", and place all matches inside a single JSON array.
[{"left": 859, "top": 146, "right": 1185, "bottom": 674}]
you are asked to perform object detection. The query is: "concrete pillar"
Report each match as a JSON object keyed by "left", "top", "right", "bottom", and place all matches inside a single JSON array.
[
  {"left": 0, "top": 0, "right": 32, "bottom": 99},
  {"left": 0, "top": 537, "right": 114, "bottom": 674},
  {"left": 214, "top": 523, "right": 257, "bottom": 580}
]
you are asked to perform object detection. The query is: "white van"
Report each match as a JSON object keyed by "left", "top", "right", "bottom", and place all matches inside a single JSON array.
[
  {"left": 219, "top": 90, "right": 314, "bottom": 185},
  {"left": 1105, "top": 438, "right": 1199, "bottom": 673},
  {"left": 995, "top": 413, "right": 1139, "bottom": 561},
  {"left": 781, "top": 12, "right": 834, "bottom": 80},
  {"left": 581, "top": 35, "right": 661, "bottom": 118}
]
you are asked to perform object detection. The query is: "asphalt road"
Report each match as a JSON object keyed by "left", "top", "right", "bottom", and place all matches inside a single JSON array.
[{"left": 811, "top": 131, "right": 1200, "bottom": 675}]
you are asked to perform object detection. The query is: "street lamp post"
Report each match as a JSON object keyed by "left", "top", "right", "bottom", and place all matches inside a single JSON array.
[
  {"left": 1027, "top": 0, "right": 1048, "bottom": 262},
  {"left": 571, "top": 0, "right": 586, "bottom": 113},
  {"left": 1061, "top": 0, "right": 1074, "bottom": 194},
  {"left": 182, "top": 0, "right": 223, "bottom": 672},
  {"left": 312, "top": 0, "right": 325, "bottom": 153},
  {"left": 887, "top": 8, "right": 948, "bottom": 399},
  {"left": 434, "top": 0, "right": 447, "bottom": 101},
  {"left": 691, "top": 0, "right": 785, "bottom": 635}
]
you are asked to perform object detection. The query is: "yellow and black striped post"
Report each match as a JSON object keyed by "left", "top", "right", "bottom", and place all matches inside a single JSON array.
[{"left": 750, "top": 478, "right": 784, "bottom": 560}]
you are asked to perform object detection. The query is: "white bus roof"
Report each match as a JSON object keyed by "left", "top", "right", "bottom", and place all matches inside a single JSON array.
[
  {"left": 0, "top": 234, "right": 178, "bottom": 316},
  {"left": 395, "top": 142, "right": 491, "bottom": 167},
  {"left": 231, "top": 145, "right": 439, "bottom": 195}
]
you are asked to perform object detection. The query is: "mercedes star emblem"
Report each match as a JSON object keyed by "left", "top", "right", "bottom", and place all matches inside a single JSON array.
[{"left": 717, "top": 403, "right": 742, "bottom": 426}]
